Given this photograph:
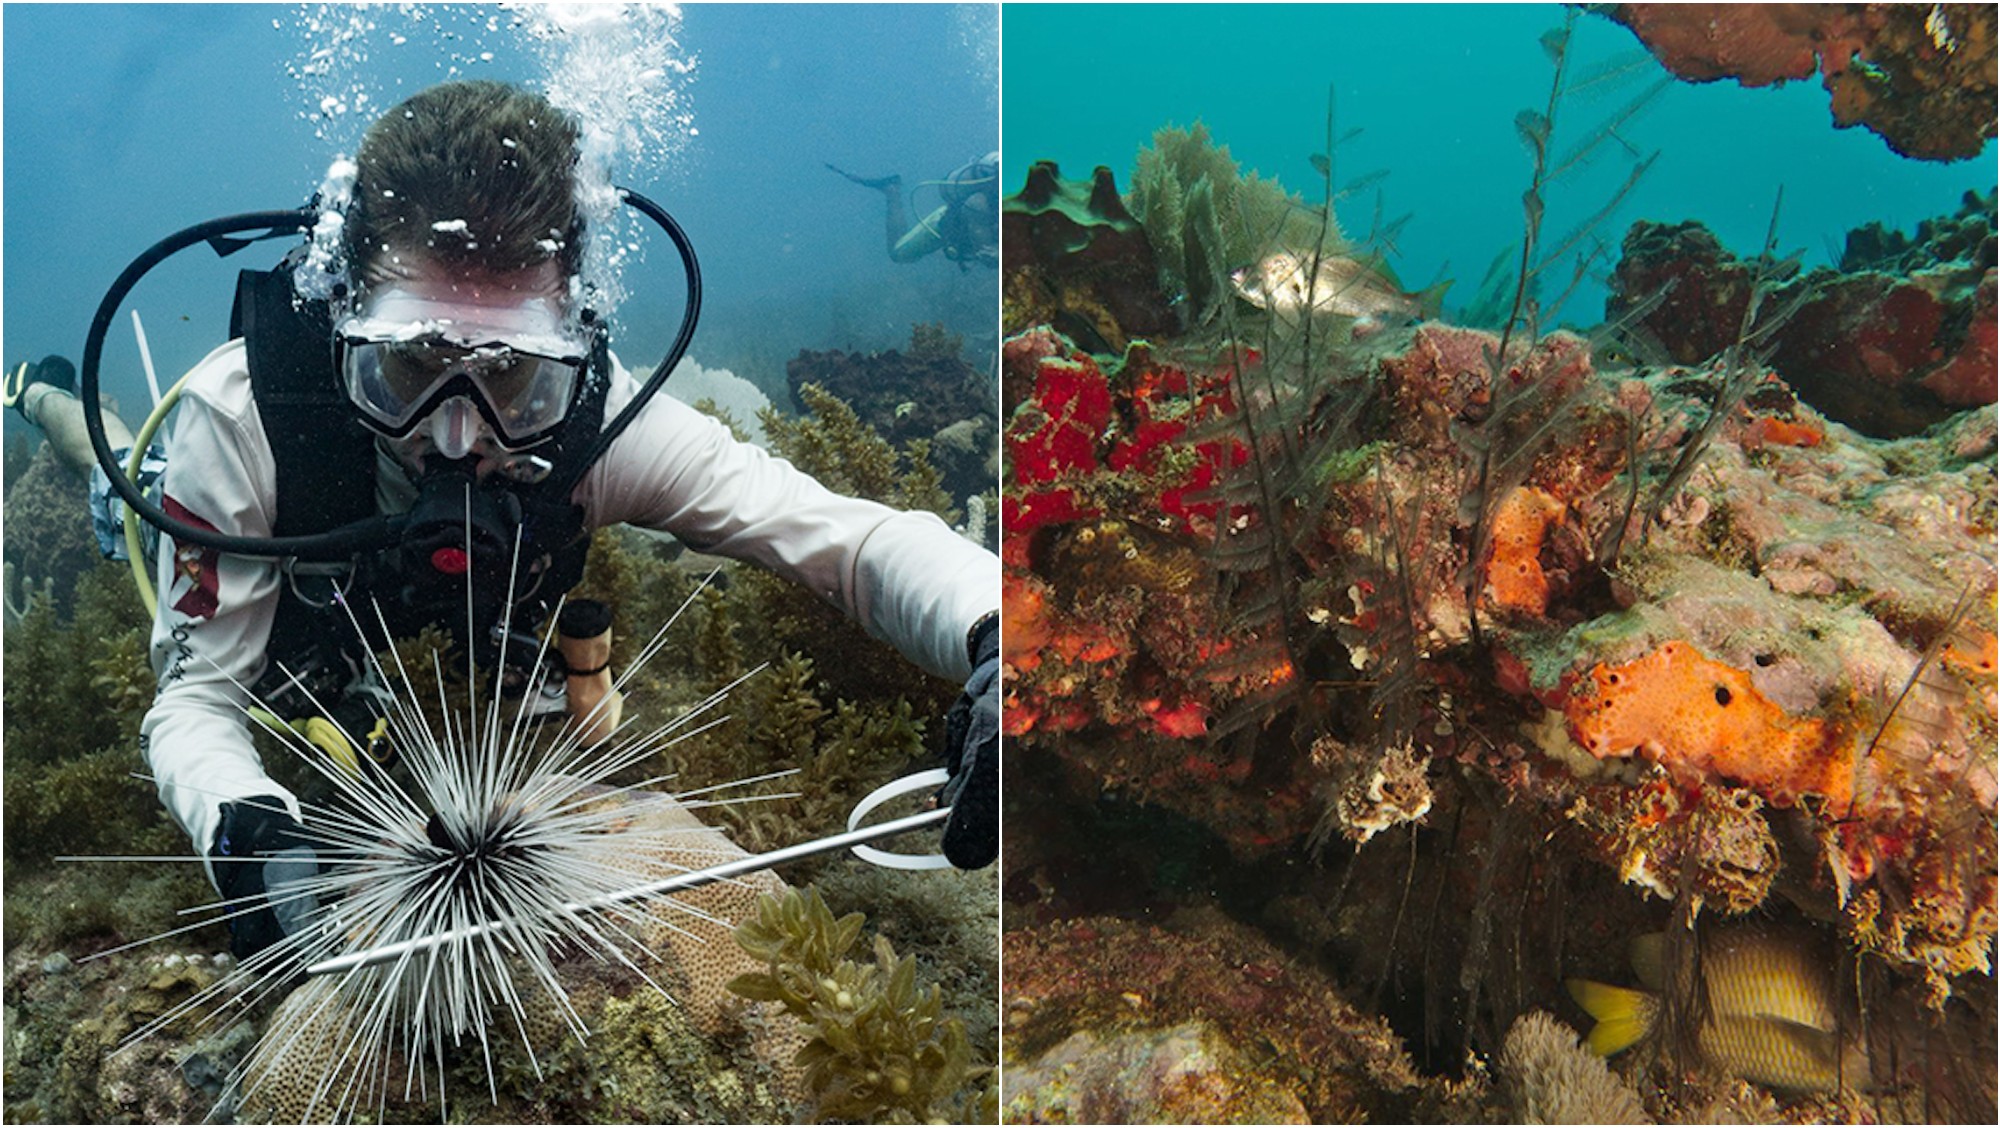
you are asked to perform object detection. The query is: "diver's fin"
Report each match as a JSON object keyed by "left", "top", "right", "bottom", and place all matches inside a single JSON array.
[
  {"left": 1566, "top": 977, "right": 1655, "bottom": 1057},
  {"left": 5, "top": 356, "right": 76, "bottom": 419},
  {"left": 1, "top": 362, "right": 28, "bottom": 411}
]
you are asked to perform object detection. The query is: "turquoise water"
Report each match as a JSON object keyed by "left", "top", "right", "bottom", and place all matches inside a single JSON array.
[
  {"left": 1002, "top": 2, "right": 1995, "bottom": 326},
  {"left": 3, "top": 3, "right": 998, "bottom": 427}
]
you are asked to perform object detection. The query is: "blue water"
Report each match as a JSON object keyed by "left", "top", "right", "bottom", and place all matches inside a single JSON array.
[
  {"left": 1003, "top": 3, "right": 1995, "bottom": 327},
  {"left": 3, "top": 3, "right": 998, "bottom": 434}
]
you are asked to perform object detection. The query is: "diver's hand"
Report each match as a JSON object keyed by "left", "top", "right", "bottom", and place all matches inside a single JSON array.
[
  {"left": 211, "top": 796, "right": 321, "bottom": 961},
  {"left": 940, "top": 613, "right": 999, "bottom": 869}
]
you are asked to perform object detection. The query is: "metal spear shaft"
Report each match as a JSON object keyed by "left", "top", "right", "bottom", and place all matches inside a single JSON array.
[{"left": 306, "top": 806, "right": 950, "bottom": 978}]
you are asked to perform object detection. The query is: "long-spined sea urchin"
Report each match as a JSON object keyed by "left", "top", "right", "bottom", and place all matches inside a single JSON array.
[{"left": 79, "top": 559, "right": 809, "bottom": 1122}]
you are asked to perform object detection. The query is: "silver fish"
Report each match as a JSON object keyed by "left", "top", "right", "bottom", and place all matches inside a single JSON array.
[{"left": 1229, "top": 250, "right": 1446, "bottom": 326}]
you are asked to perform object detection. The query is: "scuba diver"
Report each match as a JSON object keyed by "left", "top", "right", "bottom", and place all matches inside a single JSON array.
[
  {"left": 107, "top": 80, "right": 1000, "bottom": 959},
  {"left": 4, "top": 355, "right": 165, "bottom": 565},
  {"left": 827, "top": 151, "right": 998, "bottom": 268}
]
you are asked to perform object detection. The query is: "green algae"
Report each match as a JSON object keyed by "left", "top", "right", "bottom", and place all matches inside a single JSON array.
[
  {"left": 3, "top": 561, "right": 194, "bottom": 951},
  {"left": 729, "top": 886, "right": 992, "bottom": 1124},
  {"left": 1127, "top": 122, "right": 1331, "bottom": 324}
]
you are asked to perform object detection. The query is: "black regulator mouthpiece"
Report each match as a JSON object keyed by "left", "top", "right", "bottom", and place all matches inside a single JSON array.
[{"left": 394, "top": 455, "right": 524, "bottom": 638}]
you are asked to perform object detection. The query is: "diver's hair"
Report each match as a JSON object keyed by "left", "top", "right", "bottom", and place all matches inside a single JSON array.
[{"left": 346, "top": 79, "right": 584, "bottom": 278}]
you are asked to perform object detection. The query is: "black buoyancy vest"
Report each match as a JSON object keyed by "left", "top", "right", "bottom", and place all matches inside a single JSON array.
[{"left": 231, "top": 266, "right": 605, "bottom": 704}]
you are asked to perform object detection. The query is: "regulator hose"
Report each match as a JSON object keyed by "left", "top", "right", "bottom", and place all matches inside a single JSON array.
[{"left": 83, "top": 187, "right": 702, "bottom": 563}]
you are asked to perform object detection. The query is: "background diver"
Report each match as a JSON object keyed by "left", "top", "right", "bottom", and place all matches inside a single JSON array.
[
  {"left": 5, "top": 355, "right": 165, "bottom": 567},
  {"left": 828, "top": 151, "right": 999, "bottom": 268},
  {"left": 45, "top": 79, "right": 1001, "bottom": 960}
]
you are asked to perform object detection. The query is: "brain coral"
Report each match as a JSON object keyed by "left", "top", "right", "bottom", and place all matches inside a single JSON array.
[{"left": 238, "top": 789, "right": 805, "bottom": 1122}]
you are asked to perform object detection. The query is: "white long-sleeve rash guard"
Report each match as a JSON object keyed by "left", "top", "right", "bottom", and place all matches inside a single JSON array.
[{"left": 141, "top": 339, "right": 999, "bottom": 874}]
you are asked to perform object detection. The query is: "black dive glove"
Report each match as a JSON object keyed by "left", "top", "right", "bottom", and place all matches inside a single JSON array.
[
  {"left": 211, "top": 796, "right": 321, "bottom": 961},
  {"left": 940, "top": 613, "right": 999, "bottom": 869}
]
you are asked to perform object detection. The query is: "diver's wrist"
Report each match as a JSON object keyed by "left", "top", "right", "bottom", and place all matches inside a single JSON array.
[{"left": 966, "top": 610, "right": 998, "bottom": 668}]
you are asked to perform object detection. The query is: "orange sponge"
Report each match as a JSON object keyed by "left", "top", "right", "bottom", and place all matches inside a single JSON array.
[
  {"left": 1744, "top": 414, "right": 1825, "bottom": 450},
  {"left": 1484, "top": 485, "right": 1567, "bottom": 616},
  {"left": 1566, "top": 640, "right": 1848, "bottom": 807},
  {"left": 1002, "top": 573, "right": 1054, "bottom": 674}
]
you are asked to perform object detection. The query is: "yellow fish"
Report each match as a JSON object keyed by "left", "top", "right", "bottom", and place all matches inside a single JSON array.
[{"left": 1567, "top": 927, "right": 1872, "bottom": 1093}]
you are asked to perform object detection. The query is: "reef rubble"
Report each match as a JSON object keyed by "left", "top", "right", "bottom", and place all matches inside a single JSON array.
[{"left": 1002, "top": 909, "right": 1457, "bottom": 1123}]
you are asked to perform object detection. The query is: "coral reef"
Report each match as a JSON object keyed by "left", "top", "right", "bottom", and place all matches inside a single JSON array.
[
  {"left": 2, "top": 441, "right": 104, "bottom": 619},
  {"left": 3, "top": 380, "right": 997, "bottom": 1123},
  {"left": 1001, "top": 308, "right": 1995, "bottom": 1115},
  {"left": 729, "top": 886, "right": 992, "bottom": 1123},
  {"left": 1000, "top": 333, "right": 1323, "bottom": 856},
  {"left": 1002, "top": 161, "right": 1177, "bottom": 357},
  {"left": 1609, "top": 198, "right": 1997, "bottom": 437},
  {"left": 1003, "top": 48, "right": 1993, "bottom": 1116},
  {"left": 783, "top": 322, "right": 996, "bottom": 507},
  {"left": 1841, "top": 187, "right": 1999, "bottom": 274},
  {"left": 1601, "top": 3, "right": 1998, "bottom": 161},
  {"left": 1001, "top": 909, "right": 1482, "bottom": 1123}
]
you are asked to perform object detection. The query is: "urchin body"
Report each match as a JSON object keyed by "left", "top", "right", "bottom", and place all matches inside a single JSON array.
[{"left": 110, "top": 584, "right": 803, "bottom": 1122}]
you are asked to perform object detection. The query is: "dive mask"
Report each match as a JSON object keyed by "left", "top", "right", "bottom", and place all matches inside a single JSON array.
[{"left": 336, "top": 288, "right": 589, "bottom": 450}]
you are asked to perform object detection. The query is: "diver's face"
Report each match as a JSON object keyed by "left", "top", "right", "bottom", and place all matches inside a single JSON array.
[{"left": 348, "top": 249, "right": 581, "bottom": 479}]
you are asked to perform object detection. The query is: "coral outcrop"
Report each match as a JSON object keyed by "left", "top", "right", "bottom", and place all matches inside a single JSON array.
[
  {"left": 1000, "top": 333, "right": 1321, "bottom": 856},
  {"left": 1601, "top": 4, "right": 1998, "bottom": 161},
  {"left": 1609, "top": 197, "right": 1997, "bottom": 437},
  {"left": 1002, "top": 910, "right": 1472, "bottom": 1123},
  {"left": 1002, "top": 300, "right": 1996, "bottom": 1113},
  {"left": 783, "top": 322, "right": 997, "bottom": 506},
  {"left": 2, "top": 442, "right": 103, "bottom": 620},
  {"left": 1004, "top": 69, "right": 1993, "bottom": 1114},
  {"left": 1002, "top": 162, "right": 1177, "bottom": 358}
]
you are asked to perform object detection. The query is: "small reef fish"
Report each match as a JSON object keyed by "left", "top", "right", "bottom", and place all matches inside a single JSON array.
[
  {"left": 1567, "top": 926, "right": 1871, "bottom": 1093},
  {"left": 1230, "top": 250, "right": 1448, "bottom": 328}
]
